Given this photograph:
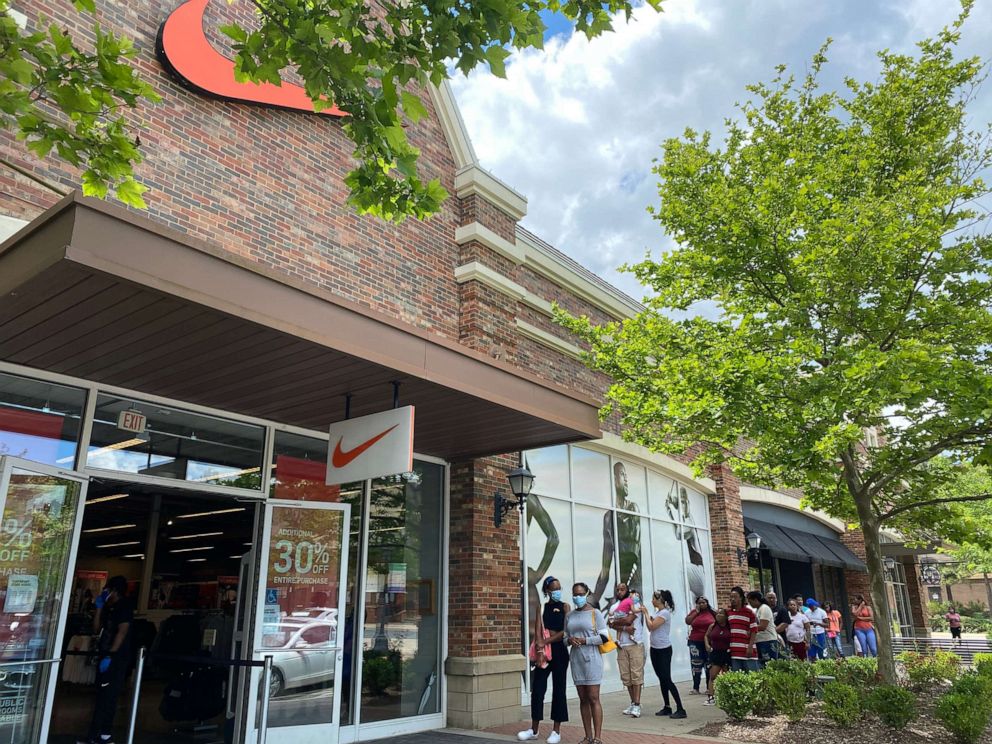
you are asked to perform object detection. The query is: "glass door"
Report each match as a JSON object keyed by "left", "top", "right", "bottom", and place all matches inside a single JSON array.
[
  {"left": 243, "top": 500, "right": 350, "bottom": 744},
  {"left": 0, "top": 456, "right": 87, "bottom": 744}
]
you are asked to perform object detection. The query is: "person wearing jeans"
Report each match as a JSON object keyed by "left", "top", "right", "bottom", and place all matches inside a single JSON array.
[
  {"left": 748, "top": 591, "right": 779, "bottom": 666},
  {"left": 727, "top": 586, "right": 758, "bottom": 672},
  {"left": 805, "top": 599, "right": 828, "bottom": 660},
  {"left": 684, "top": 597, "right": 715, "bottom": 694},
  {"left": 642, "top": 589, "right": 687, "bottom": 719},
  {"left": 823, "top": 602, "right": 845, "bottom": 657},
  {"left": 851, "top": 594, "right": 878, "bottom": 657}
]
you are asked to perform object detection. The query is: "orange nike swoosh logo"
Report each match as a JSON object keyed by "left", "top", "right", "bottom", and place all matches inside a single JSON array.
[
  {"left": 331, "top": 425, "right": 398, "bottom": 469},
  {"left": 156, "top": 0, "right": 345, "bottom": 117}
]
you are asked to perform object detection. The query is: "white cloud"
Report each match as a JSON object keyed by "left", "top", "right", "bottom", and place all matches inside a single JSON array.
[{"left": 450, "top": 0, "right": 992, "bottom": 303}]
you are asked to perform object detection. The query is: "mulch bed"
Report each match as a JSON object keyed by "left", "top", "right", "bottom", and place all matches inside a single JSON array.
[{"left": 693, "top": 687, "right": 992, "bottom": 744}]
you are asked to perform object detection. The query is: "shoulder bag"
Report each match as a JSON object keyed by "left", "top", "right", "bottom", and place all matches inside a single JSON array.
[{"left": 594, "top": 609, "right": 617, "bottom": 654}]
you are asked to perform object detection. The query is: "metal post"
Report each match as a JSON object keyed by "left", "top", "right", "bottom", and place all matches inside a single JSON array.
[
  {"left": 258, "top": 656, "right": 273, "bottom": 744},
  {"left": 758, "top": 550, "right": 766, "bottom": 596},
  {"left": 125, "top": 647, "right": 146, "bottom": 744}
]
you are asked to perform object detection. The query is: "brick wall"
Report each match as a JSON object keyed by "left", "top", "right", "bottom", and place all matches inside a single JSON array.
[
  {"left": 902, "top": 560, "right": 930, "bottom": 633},
  {"left": 841, "top": 530, "right": 871, "bottom": 602},
  {"left": 705, "top": 462, "right": 748, "bottom": 603}
]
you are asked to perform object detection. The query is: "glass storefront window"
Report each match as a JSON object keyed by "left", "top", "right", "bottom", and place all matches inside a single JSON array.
[
  {"left": 0, "top": 372, "right": 85, "bottom": 467},
  {"left": 612, "top": 460, "right": 647, "bottom": 514},
  {"left": 523, "top": 446, "right": 570, "bottom": 500},
  {"left": 525, "top": 495, "right": 573, "bottom": 629},
  {"left": 270, "top": 432, "right": 364, "bottom": 725},
  {"left": 570, "top": 448, "right": 610, "bottom": 506},
  {"left": 651, "top": 519, "right": 691, "bottom": 674},
  {"left": 87, "top": 394, "right": 265, "bottom": 489},
  {"left": 361, "top": 461, "right": 443, "bottom": 722},
  {"left": 647, "top": 470, "right": 677, "bottom": 520}
]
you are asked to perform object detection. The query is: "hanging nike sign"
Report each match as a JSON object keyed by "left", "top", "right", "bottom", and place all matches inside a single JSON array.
[
  {"left": 156, "top": 0, "right": 346, "bottom": 117},
  {"left": 326, "top": 406, "right": 414, "bottom": 485}
]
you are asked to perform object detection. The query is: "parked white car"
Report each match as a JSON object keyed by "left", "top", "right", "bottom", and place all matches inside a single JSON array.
[{"left": 262, "top": 621, "right": 337, "bottom": 696}]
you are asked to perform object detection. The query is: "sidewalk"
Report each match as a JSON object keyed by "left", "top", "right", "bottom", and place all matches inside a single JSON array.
[{"left": 482, "top": 681, "right": 727, "bottom": 743}]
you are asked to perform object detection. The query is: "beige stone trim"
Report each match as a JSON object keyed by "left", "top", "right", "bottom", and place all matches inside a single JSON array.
[
  {"left": 454, "top": 261, "right": 526, "bottom": 299},
  {"left": 445, "top": 654, "right": 527, "bottom": 677},
  {"left": 454, "top": 165, "right": 528, "bottom": 221},
  {"left": 515, "top": 319, "right": 583, "bottom": 360},
  {"left": 516, "top": 230, "right": 642, "bottom": 321},
  {"left": 427, "top": 82, "right": 478, "bottom": 170},
  {"left": 739, "top": 485, "right": 846, "bottom": 532},
  {"left": 455, "top": 221, "right": 524, "bottom": 264},
  {"left": 519, "top": 292, "right": 554, "bottom": 317},
  {"left": 579, "top": 432, "right": 717, "bottom": 494}
]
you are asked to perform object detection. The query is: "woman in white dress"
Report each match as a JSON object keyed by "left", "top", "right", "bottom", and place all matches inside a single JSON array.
[{"left": 565, "top": 582, "right": 608, "bottom": 744}]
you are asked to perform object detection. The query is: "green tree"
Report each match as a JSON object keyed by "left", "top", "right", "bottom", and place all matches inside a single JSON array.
[
  {"left": 937, "top": 464, "right": 992, "bottom": 610},
  {"left": 3, "top": 0, "right": 660, "bottom": 220},
  {"left": 558, "top": 5, "right": 992, "bottom": 683}
]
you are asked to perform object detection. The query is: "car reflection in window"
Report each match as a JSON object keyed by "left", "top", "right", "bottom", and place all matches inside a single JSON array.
[{"left": 261, "top": 618, "right": 337, "bottom": 697}]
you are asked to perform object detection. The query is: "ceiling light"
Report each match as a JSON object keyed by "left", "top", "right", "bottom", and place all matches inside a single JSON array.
[
  {"left": 83, "top": 523, "right": 137, "bottom": 534},
  {"left": 169, "top": 532, "right": 223, "bottom": 541},
  {"left": 187, "top": 558, "right": 207, "bottom": 563},
  {"left": 88, "top": 438, "right": 148, "bottom": 459},
  {"left": 123, "top": 554, "right": 145, "bottom": 559},
  {"left": 229, "top": 554, "right": 244, "bottom": 558},
  {"left": 193, "top": 467, "right": 261, "bottom": 483},
  {"left": 96, "top": 541, "right": 141, "bottom": 549},
  {"left": 169, "top": 546, "right": 213, "bottom": 554},
  {"left": 86, "top": 493, "right": 129, "bottom": 505},
  {"left": 243, "top": 542, "right": 253, "bottom": 546},
  {"left": 176, "top": 507, "right": 246, "bottom": 520}
]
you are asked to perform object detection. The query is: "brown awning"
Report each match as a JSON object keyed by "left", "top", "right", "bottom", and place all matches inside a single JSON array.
[{"left": 0, "top": 194, "right": 601, "bottom": 460}]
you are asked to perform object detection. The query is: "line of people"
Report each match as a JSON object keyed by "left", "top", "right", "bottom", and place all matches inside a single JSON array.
[{"left": 522, "top": 578, "right": 883, "bottom": 742}]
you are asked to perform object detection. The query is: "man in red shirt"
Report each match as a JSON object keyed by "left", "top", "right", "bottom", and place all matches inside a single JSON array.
[{"left": 727, "top": 586, "right": 758, "bottom": 672}]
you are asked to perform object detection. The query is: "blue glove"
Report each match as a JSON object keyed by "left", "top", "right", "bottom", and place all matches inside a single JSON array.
[
  {"left": 99, "top": 657, "right": 111, "bottom": 674},
  {"left": 95, "top": 590, "right": 109, "bottom": 610}
]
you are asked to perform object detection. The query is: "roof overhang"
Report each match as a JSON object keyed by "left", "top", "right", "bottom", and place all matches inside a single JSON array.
[{"left": 0, "top": 194, "right": 601, "bottom": 460}]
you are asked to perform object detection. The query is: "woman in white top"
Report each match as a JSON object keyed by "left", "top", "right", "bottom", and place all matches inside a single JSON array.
[
  {"left": 781, "top": 598, "right": 811, "bottom": 661},
  {"left": 640, "top": 589, "right": 686, "bottom": 719}
]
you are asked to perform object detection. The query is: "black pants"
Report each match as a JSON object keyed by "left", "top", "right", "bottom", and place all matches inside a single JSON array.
[
  {"left": 650, "top": 646, "right": 683, "bottom": 710},
  {"left": 88, "top": 659, "right": 128, "bottom": 738},
  {"left": 530, "top": 643, "right": 569, "bottom": 723}
]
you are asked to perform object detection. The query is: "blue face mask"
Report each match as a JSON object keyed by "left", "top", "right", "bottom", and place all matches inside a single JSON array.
[
  {"left": 573, "top": 595, "right": 587, "bottom": 608},
  {"left": 550, "top": 589, "right": 562, "bottom": 602}
]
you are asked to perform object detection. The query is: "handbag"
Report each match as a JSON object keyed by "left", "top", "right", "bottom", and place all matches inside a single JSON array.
[
  {"left": 593, "top": 609, "right": 617, "bottom": 654},
  {"left": 528, "top": 604, "right": 552, "bottom": 668}
]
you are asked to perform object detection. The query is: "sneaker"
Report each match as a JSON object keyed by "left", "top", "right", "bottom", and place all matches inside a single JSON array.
[
  {"left": 671, "top": 709, "right": 687, "bottom": 719},
  {"left": 688, "top": 688, "right": 702, "bottom": 695},
  {"left": 630, "top": 704, "right": 641, "bottom": 718},
  {"left": 517, "top": 730, "right": 538, "bottom": 741},
  {"left": 656, "top": 706, "right": 672, "bottom": 716},
  {"left": 703, "top": 697, "right": 716, "bottom": 706},
  {"left": 622, "top": 704, "right": 633, "bottom": 715},
  {"left": 547, "top": 733, "right": 561, "bottom": 744}
]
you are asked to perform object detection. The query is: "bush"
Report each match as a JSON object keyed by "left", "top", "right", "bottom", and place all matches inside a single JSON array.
[
  {"left": 937, "top": 692, "right": 992, "bottom": 744},
  {"left": 765, "top": 658, "right": 807, "bottom": 676},
  {"left": 822, "top": 682, "right": 861, "bottom": 726},
  {"left": 975, "top": 652, "right": 992, "bottom": 677},
  {"left": 950, "top": 671, "right": 992, "bottom": 700},
  {"left": 867, "top": 685, "right": 917, "bottom": 729},
  {"left": 899, "top": 649, "right": 961, "bottom": 686},
  {"left": 768, "top": 670, "right": 807, "bottom": 722},
  {"left": 714, "top": 671, "right": 757, "bottom": 721},
  {"left": 750, "top": 671, "right": 777, "bottom": 716},
  {"left": 838, "top": 656, "right": 878, "bottom": 686}
]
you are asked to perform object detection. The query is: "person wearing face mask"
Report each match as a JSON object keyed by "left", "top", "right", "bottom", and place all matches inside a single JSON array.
[
  {"left": 565, "top": 582, "right": 608, "bottom": 744},
  {"left": 684, "top": 596, "right": 715, "bottom": 695},
  {"left": 519, "top": 577, "right": 570, "bottom": 743},
  {"left": 608, "top": 582, "right": 644, "bottom": 718}
]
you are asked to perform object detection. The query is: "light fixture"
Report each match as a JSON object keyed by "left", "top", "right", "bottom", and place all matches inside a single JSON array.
[
  {"left": 736, "top": 547, "right": 748, "bottom": 566},
  {"left": 176, "top": 507, "right": 246, "bottom": 520},
  {"left": 87, "top": 436, "right": 149, "bottom": 459},
  {"left": 170, "top": 546, "right": 214, "bottom": 554},
  {"left": 746, "top": 532, "right": 762, "bottom": 551},
  {"left": 96, "top": 541, "right": 141, "bottom": 549},
  {"left": 229, "top": 554, "right": 244, "bottom": 559},
  {"left": 123, "top": 554, "right": 145, "bottom": 559},
  {"left": 494, "top": 465, "right": 535, "bottom": 527},
  {"left": 169, "top": 532, "right": 224, "bottom": 541},
  {"left": 187, "top": 558, "right": 207, "bottom": 563},
  {"left": 193, "top": 466, "right": 261, "bottom": 483},
  {"left": 86, "top": 493, "right": 129, "bottom": 505},
  {"left": 883, "top": 556, "right": 897, "bottom": 571},
  {"left": 83, "top": 523, "right": 137, "bottom": 534}
]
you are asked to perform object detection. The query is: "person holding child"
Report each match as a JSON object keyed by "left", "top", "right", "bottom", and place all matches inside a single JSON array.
[{"left": 608, "top": 582, "right": 645, "bottom": 718}]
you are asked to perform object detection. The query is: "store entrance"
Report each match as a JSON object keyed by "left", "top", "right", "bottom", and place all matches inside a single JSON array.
[{"left": 48, "top": 480, "right": 258, "bottom": 744}]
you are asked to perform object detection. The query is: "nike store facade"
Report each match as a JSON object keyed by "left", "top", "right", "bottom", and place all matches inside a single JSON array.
[{"left": 0, "top": 1, "right": 887, "bottom": 744}]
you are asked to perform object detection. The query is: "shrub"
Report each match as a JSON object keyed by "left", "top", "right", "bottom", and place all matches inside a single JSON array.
[
  {"left": 768, "top": 670, "right": 807, "bottom": 722},
  {"left": 975, "top": 652, "right": 992, "bottom": 678},
  {"left": 838, "top": 656, "right": 878, "bottom": 686},
  {"left": 811, "top": 658, "right": 841, "bottom": 679},
  {"left": 950, "top": 671, "right": 992, "bottom": 701},
  {"left": 750, "top": 671, "right": 777, "bottom": 716},
  {"left": 714, "top": 671, "right": 757, "bottom": 721},
  {"left": 867, "top": 685, "right": 917, "bottom": 729},
  {"left": 765, "top": 658, "right": 807, "bottom": 676},
  {"left": 822, "top": 682, "right": 861, "bottom": 726},
  {"left": 937, "top": 692, "right": 992, "bottom": 744},
  {"left": 899, "top": 649, "right": 961, "bottom": 686}
]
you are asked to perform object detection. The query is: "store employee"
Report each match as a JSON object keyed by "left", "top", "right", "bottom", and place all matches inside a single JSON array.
[{"left": 79, "top": 575, "right": 133, "bottom": 744}]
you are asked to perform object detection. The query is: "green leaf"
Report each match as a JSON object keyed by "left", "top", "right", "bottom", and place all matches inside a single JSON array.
[{"left": 401, "top": 91, "right": 428, "bottom": 124}]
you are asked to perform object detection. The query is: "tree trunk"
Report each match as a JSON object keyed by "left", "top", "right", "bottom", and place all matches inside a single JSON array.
[
  {"left": 852, "top": 495, "right": 897, "bottom": 683},
  {"left": 984, "top": 572, "right": 992, "bottom": 613}
]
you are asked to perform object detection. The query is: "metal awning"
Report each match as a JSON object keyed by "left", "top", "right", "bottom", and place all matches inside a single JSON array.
[
  {"left": 0, "top": 194, "right": 602, "bottom": 460},
  {"left": 744, "top": 517, "right": 866, "bottom": 571}
]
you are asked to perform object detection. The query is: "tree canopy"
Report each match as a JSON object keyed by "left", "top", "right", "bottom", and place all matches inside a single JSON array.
[
  {"left": 558, "top": 3, "right": 992, "bottom": 682},
  {"left": 2, "top": 0, "right": 660, "bottom": 218}
]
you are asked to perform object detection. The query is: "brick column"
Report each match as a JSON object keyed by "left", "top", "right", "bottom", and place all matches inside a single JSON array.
[
  {"left": 445, "top": 455, "right": 526, "bottom": 729},
  {"left": 902, "top": 559, "right": 931, "bottom": 637},
  {"left": 840, "top": 530, "right": 871, "bottom": 602},
  {"left": 706, "top": 463, "right": 748, "bottom": 603}
]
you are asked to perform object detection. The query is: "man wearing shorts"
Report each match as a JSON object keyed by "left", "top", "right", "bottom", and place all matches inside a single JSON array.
[
  {"left": 610, "top": 584, "right": 645, "bottom": 718},
  {"left": 945, "top": 607, "right": 963, "bottom": 644}
]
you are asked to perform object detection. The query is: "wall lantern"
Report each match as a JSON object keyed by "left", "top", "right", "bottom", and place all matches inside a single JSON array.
[
  {"left": 494, "top": 466, "right": 535, "bottom": 527},
  {"left": 883, "top": 556, "right": 897, "bottom": 572}
]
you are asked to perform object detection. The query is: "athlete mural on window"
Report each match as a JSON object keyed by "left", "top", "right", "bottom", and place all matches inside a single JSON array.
[{"left": 666, "top": 483, "right": 707, "bottom": 601}]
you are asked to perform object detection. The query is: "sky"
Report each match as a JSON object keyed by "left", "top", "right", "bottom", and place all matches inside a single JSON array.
[{"left": 449, "top": 0, "right": 992, "bottom": 303}]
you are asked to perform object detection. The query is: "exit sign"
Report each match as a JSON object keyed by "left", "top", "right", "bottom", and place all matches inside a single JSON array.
[{"left": 117, "top": 409, "right": 147, "bottom": 434}]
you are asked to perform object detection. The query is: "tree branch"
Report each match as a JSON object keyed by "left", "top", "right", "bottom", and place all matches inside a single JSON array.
[{"left": 880, "top": 492, "right": 992, "bottom": 521}]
